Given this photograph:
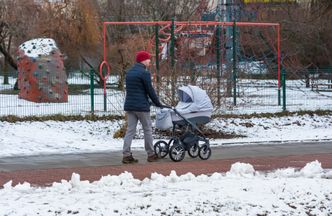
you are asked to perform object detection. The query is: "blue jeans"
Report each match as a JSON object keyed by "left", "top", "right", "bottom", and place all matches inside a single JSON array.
[{"left": 123, "top": 111, "right": 154, "bottom": 157}]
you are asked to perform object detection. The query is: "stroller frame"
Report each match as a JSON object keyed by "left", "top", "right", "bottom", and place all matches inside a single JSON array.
[{"left": 154, "top": 107, "right": 212, "bottom": 162}]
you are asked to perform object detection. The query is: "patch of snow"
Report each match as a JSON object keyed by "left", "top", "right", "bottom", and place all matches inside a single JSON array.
[{"left": 19, "top": 38, "right": 58, "bottom": 58}]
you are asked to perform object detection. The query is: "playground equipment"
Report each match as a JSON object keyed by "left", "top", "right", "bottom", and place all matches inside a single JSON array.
[
  {"left": 101, "top": 20, "right": 282, "bottom": 114},
  {"left": 17, "top": 38, "right": 68, "bottom": 103}
]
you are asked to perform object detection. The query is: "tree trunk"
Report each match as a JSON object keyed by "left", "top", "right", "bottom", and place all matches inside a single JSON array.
[
  {"left": 0, "top": 41, "right": 18, "bottom": 89},
  {"left": 0, "top": 44, "right": 17, "bottom": 70},
  {"left": 305, "top": 73, "right": 310, "bottom": 88},
  {"left": 3, "top": 58, "right": 9, "bottom": 84}
]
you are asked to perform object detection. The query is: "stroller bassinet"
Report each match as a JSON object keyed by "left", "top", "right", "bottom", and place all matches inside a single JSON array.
[
  {"left": 171, "top": 85, "right": 213, "bottom": 125},
  {"left": 155, "top": 85, "right": 213, "bottom": 162}
]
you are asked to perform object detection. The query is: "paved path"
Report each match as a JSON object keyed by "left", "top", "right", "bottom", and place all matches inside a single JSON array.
[{"left": 0, "top": 141, "right": 332, "bottom": 187}]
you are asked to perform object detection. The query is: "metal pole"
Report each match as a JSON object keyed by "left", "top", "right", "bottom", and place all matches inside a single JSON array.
[
  {"left": 282, "top": 68, "right": 286, "bottom": 112},
  {"left": 277, "top": 24, "right": 281, "bottom": 106},
  {"left": 90, "top": 69, "right": 95, "bottom": 114},
  {"left": 102, "top": 23, "right": 108, "bottom": 112},
  {"left": 216, "top": 25, "right": 221, "bottom": 107},
  {"left": 103, "top": 23, "right": 107, "bottom": 62},
  {"left": 170, "top": 18, "right": 175, "bottom": 67},
  {"left": 170, "top": 18, "right": 176, "bottom": 104},
  {"left": 233, "top": 20, "right": 237, "bottom": 106},
  {"left": 103, "top": 92, "right": 107, "bottom": 111},
  {"left": 278, "top": 86, "right": 281, "bottom": 106},
  {"left": 155, "top": 24, "right": 160, "bottom": 95}
]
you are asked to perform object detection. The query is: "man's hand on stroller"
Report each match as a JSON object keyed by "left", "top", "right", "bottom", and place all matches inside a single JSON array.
[{"left": 161, "top": 105, "right": 172, "bottom": 109}]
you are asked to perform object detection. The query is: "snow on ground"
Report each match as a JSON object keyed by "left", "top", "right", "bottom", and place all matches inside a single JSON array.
[
  {"left": 0, "top": 161, "right": 331, "bottom": 215},
  {"left": 209, "top": 113, "right": 332, "bottom": 144},
  {"left": 0, "top": 113, "right": 331, "bottom": 157},
  {"left": 1, "top": 76, "right": 332, "bottom": 215}
]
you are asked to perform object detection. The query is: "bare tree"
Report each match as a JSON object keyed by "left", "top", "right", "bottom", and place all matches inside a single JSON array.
[
  {"left": 1, "top": 0, "right": 105, "bottom": 88},
  {"left": 241, "top": 0, "right": 332, "bottom": 87},
  {"left": 0, "top": 0, "right": 42, "bottom": 87}
]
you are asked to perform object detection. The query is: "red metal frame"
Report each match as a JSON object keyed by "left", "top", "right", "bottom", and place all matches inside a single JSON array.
[
  {"left": 102, "top": 21, "right": 281, "bottom": 89},
  {"left": 99, "top": 60, "right": 110, "bottom": 97}
]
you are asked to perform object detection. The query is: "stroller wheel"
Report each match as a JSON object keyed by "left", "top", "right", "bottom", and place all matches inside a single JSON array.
[
  {"left": 154, "top": 140, "right": 169, "bottom": 158},
  {"left": 198, "top": 145, "right": 211, "bottom": 160},
  {"left": 169, "top": 144, "right": 185, "bottom": 162},
  {"left": 187, "top": 142, "right": 199, "bottom": 158}
]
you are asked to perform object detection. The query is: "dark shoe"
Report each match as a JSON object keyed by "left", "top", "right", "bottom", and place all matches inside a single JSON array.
[
  {"left": 147, "top": 154, "right": 159, "bottom": 162},
  {"left": 122, "top": 155, "right": 138, "bottom": 164}
]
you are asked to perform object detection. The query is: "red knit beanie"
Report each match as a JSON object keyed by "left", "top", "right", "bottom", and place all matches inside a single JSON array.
[{"left": 136, "top": 51, "right": 151, "bottom": 63}]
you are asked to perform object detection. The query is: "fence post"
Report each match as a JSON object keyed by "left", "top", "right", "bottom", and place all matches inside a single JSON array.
[
  {"left": 90, "top": 69, "right": 95, "bottom": 114},
  {"left": 233, "top": 20, "right": 237, "bottom": 106},
  {"left": 277, "top": 24, "right": 281, "bottom": 106},
  {"left": 155, "top": 24, "right": 160, "bottom": 95},
  {"left": 282, "top": 68, "right": 286, "bottom": 111},
  {"left": 278, "top": 86, "right": 281, "bottom": 105},
  {"left": 216, "top": 25, "right": 221, "bottom": 107},
  {"left": 170, "top": 18, "right": 176, "bottom": 104}
]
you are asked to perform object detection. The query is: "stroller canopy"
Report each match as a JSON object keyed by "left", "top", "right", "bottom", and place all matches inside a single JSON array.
[{"left": 176, "top": 85, "right": 213, "bottom": 114}]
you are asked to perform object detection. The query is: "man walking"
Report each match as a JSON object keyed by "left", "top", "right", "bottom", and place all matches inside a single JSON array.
[{"left": 122, "top": 50, "right": 163, "bottom": 164}]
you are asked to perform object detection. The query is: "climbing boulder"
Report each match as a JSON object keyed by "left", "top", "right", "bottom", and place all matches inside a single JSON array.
[{"left": 17, "top": 38, "right": 68, "bottom": 103}]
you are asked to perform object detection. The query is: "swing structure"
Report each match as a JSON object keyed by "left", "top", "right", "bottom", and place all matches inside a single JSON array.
[{"left": 100, "top": 20, "right": 284, "bottom": 113}]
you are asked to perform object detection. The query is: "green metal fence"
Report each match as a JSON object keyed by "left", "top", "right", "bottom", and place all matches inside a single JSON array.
[
  {"left": 1, "top": 23, "right": 332, "bottom": 117},
  {"left": 1, "top": 67, "right": 332, "bottom": 117},
  {"left": 0, "top": 70, "right": 124, "bottom": 117}
]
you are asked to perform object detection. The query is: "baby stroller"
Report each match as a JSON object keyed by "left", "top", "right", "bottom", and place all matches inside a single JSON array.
[{"left": 154, "top": 85, "right": 213, "bottom": 162}]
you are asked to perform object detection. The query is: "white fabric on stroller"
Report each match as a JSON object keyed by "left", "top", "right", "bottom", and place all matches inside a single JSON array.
[
  {"left": 155, "top": 85, "right": 213, "bottom": 129},
  {"left": 155, "top": 108, "right": 173, "bottom": 130},
  {"left": 175, "top": 85, "right": 213, "bottom": 115}
]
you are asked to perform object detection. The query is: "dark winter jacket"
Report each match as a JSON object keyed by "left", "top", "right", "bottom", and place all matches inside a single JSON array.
[{"left": 124, "top": 63, "right": 162, "bottom": 112}]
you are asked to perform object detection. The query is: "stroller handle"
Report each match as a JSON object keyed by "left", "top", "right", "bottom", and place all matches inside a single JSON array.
[{"left": 161, "top": 105, "right": 173, "bottom": 109}]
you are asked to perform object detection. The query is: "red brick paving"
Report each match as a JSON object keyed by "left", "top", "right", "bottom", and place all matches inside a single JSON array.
[{"left": 1, "top": 153, "right": 332, "bottom": 187}]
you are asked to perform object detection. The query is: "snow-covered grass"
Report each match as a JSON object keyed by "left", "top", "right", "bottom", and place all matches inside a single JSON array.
[
  {"left": 0, "top": 112, "right": 331, "bottom": 158},
  {"left": 1, "top": 161, "right": 331, "bottom": 215}
]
